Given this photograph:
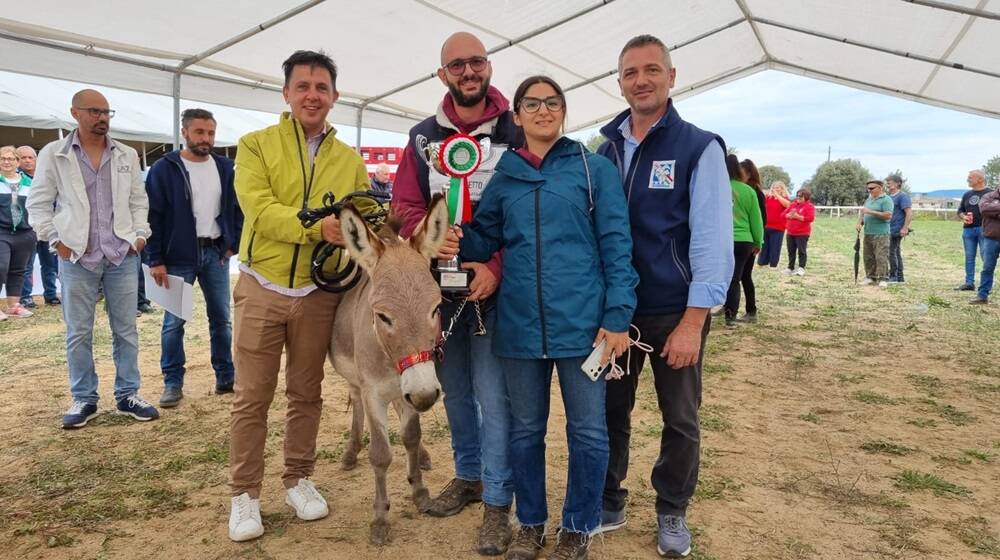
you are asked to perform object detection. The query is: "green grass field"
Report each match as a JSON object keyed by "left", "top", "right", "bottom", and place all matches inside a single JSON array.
[{"left": 0, "top": 215, "right": 997, "bottom": 559}]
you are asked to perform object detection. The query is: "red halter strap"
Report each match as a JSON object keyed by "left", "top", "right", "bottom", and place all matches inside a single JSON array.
[{"left": 396, "top": 351, "right": 435, "bottom": 375}]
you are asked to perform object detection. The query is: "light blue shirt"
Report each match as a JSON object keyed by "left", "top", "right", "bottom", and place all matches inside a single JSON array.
[
  {"left": 617, "top": 114, "right": 645, "bottom": 174},
  {"left": 618, "top": 115, "right": 733, "bottom": 309},
  {"left": 686, "top": 141, "right": 734, "bottom": 308}
]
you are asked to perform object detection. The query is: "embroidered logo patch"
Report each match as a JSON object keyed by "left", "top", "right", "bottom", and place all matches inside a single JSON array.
[{"left": 649, "top": 160, "right": 675, "bottom": 190}]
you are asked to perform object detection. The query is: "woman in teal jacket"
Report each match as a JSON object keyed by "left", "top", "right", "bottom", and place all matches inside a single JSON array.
[{"left": 460, "top": 76, "right": 637, "bottom": 559}]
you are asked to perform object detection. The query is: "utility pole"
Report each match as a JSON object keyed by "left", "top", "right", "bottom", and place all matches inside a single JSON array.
[{"left": 827, "top": 146, "right": 831, "bottom": 162}]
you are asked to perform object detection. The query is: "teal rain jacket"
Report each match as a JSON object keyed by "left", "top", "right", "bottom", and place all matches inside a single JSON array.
[{"left": 460, "top": 137, "right": 638, "bottom": 359}]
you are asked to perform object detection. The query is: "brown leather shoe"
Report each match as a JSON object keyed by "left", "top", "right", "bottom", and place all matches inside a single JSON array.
[
  {"left": 478, "top": 504, "right": 513, "bottom": 555},
  {"left": 505, "top": 524, "right": 545, "bottom": 560},
  {"left": 423, "top": 478, "right": 482, "bottom": 517},
  {"left": 550, "top": 530, "right": 590, "bottom": 560}
]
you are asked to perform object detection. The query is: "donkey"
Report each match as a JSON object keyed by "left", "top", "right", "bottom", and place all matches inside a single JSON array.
[{"left": 329, "top": 195, "right": 448, "bottom": 545}]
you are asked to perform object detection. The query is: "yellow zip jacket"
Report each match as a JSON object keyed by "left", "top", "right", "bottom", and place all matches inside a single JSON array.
[{"left": 235, "top": 113, "right": 369, "bottom": 289}]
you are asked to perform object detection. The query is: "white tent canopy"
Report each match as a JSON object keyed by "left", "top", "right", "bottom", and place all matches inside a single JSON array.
[
  {"left": 1, "top": 0, "right": 998, "bottom": 146},
  {"left": 0, "top": 71, "right": 276, "bottom": 145}
]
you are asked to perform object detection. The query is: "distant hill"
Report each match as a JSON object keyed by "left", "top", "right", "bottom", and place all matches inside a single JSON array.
[{"left": 914, "top": 189, "right": 965, "bottom": 199}]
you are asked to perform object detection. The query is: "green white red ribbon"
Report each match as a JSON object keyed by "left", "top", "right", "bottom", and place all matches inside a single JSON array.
[{"left": 438, "top": 134, "right": 482, "bottom": 224}]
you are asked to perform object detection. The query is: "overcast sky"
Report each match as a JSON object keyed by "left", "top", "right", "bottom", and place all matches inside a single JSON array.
[{"left": 670, "top": 70, "right": 1000, "bottom": 193}]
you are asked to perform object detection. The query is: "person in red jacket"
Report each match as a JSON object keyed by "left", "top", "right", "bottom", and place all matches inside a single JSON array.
[
  {"left": 782, "top": 187, "right": 816, "bottom": 276},
  {"left": 758, "top": 181, "right": 791, "bottom": 268}
]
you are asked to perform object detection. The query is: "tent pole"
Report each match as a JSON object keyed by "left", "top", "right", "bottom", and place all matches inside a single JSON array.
[
  {"left": 141, "top": 142, "right": 147, "bottom": 169},
  {"left": 173, "top": 73, "right": 181, "bottom": 151},
  {"left": 355, "top": 107, "right": 364, "bottom": 151},
  {"left": 178, "top": 0, "right": 327, "bottom": 70},
  {"left": 754, "top": 16, "right": 1000, "bottom": 80},
  {"left": 561, "top": 16, "right": 745, "bottom": 95},
  {"left": 362, "top": 0, "right": 616, "bottom": 106},
  {"left": 901, "top": 0, "right": 1000, "bottom": 21}
]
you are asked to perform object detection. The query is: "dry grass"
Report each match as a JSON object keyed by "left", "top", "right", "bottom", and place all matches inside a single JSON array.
[{"left": 0, "top": 216, "right": 998, "bottom": 559}]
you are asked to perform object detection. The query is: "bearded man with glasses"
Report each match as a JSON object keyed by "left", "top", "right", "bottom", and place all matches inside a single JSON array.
[
  {"left": 27, "top": 89, "right": 158, "bottom": 428},
  {"left": 392, "top": 31, "right": 523, "bottom": 556}
]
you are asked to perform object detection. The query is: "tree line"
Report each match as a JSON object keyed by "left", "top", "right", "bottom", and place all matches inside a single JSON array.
[{"left": 584, "top": 132, "right": 1000, "bottom": 206}]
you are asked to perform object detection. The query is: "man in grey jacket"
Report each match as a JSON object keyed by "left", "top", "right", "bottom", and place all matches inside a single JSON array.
[{"left": 27, "top": 89, "right": 159, "bottom": 429}]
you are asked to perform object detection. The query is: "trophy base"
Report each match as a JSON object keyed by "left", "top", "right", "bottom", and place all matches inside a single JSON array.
[{"left": 433, "top": 268, "right": 474, "bottom": 296}]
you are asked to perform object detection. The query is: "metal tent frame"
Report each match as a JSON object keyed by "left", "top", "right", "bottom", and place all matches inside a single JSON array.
[{"left": 0, "top": 0, "right": 997, "bottom": 147}]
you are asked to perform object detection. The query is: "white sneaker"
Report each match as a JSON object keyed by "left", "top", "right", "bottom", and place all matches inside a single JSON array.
[
  {"left": 795, "top": 267, "right": 806, "bottom": 276},
  {"left": 878, "top": 280, "right": 888, "bottom": 288},
  {"left": 6, "top": 305, "right": 32, "bottom": 318},
  {"left": 783, "top": 268, "right": 795, "bottom": 276},
  {"left": 0, "top": 309, "right": 7, "bottom": 321},
  {"left": 229, "top": 493, "right": 264, "bottom": 542},
  {"left": 285, "top": 478, "right": 329, "bottom": 521},
  {"left": 862, "top": 278, "right": 874, "bottom": 286}
]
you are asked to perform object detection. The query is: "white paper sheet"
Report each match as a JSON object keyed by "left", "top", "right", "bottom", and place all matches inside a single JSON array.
[{"left": 142, "top": 264, "right": 194, "bottom": 321}]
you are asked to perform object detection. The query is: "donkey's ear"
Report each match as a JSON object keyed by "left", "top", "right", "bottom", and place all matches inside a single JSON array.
[
  {"left": 410, "top": 193, "right": 450, "bottom": 260},
  {"left": 341, "top": 204, "right": 385, "bottom": 273}
]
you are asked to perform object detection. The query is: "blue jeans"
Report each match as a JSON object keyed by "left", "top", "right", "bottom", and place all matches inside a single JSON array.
[
  {"left": 978, "top": 237, "right": 1000, "bottom": 300},
  {"left": 436, "top": 299, "right": 513, "bottom": 507},
  {"left": 137, "top": 252, "right": 150, "bottom": 307},
  {"left": 161, "top": 245, "right": 235, "bottom": 388},
  {"left": 60, "top": 254, "right": 141, "bottom": 404},
  {"left": 503, "top": 355, "right": 608, "bottom": 533},
  {"left": 757, "top": 228, "right": 784, "bottom": 267},
  {"left": 21, "top": 240, "right": 59, "bottom": 301},
  {"left": 889, "top": 234, "right": 905, "bottom": 282},
  {"left": 963, "top": 226, "right": 986, "bottom": 285}
]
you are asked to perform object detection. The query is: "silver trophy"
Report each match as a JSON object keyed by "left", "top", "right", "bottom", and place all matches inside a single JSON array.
[{"left": 416, "top": 135, "right": 492, "bottom": 294}]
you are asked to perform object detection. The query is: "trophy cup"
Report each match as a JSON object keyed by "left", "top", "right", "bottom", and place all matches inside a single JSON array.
[{"left": 418, "top": 133, "right": 486, "bottom": 295}]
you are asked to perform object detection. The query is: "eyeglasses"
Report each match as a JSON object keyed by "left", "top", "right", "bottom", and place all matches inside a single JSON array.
[
  {"left": 75, "top": 107, "right": 116, "bottom": 118},
  {"left": 443, "top": 56, "right": 488, "bottom": 76},
  {"left": 0, "top": 157, "right": 18, "bottom": 162},
  {"left": 519, "top": 96, "right": 565, "bottom": 113}
]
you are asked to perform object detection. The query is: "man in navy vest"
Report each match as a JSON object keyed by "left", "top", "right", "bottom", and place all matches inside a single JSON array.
[
  {"left": 595, "top": 35, "right": 734, "bottom": 558},
  {"left": 392, "top": 31, "right": 523, "bottom": 556}
]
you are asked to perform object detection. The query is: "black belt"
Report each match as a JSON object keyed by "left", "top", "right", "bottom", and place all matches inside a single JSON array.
[{"left": 198, "top": 237, "right": 219, "bottom": 247}]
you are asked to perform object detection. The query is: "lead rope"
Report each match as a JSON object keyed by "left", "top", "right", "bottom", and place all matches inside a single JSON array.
[
  {"left": 473, "top": 301, "right": 486, "bottom": 336},
  {"left": 434, "top": 298, "right": 487, "bottom": 362},
  {"left": 604, "top": 324, "right": 654, "bottom": 381}
]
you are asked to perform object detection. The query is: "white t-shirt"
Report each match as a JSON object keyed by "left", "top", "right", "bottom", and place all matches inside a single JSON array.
[{"left": 181, "top": 157, "right": 222, "bottom": 239}]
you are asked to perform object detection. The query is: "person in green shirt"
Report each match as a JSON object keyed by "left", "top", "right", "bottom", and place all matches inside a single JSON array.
[
  {"left": 856, "top": 180, "right": 894, "bottom": 287},
  {"left": 724, "top": 154, "right": 763, "bottom": 325}
]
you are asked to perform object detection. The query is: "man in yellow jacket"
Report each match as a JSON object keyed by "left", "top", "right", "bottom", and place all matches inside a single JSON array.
[{"left": 228, "top": 50, "right": 370, "bottom": 542}]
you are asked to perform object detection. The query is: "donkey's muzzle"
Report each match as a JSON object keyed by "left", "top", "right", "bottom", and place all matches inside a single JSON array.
[
  {"left": 404, "top": 388, "right": 441, "bottom": 413},
  {"left": 400, "top": 361, "right": 442, "bottom": 413}
]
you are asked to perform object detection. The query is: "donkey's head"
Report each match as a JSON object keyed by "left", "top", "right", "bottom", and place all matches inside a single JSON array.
[{"left": 339, "top": 195, "right": 449, "bottom": 412}]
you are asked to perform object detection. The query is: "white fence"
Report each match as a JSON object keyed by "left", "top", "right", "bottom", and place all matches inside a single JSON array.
[{"left": 815, "top": 206, "right": 959, "bottom": 219}]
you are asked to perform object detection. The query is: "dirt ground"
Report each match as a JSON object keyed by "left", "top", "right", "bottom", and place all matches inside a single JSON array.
[{"left": 0, "top": 216, "right": 998, "bottom": 560}]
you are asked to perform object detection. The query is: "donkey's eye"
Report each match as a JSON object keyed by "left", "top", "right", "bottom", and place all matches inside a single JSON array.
[{"left": 377, "top": 313, "right": 393, "bottom": 327}]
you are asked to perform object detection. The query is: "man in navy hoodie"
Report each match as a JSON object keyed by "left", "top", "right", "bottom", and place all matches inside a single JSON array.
[
  {"left": 596, "top": 35, "right": 733, "bottom": 558},
  {"left": 144, "top": 108, "right": 242, "bottom": 408},
  {"left": 392, "top": 31, "right": 523, "bottom": 556}
]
